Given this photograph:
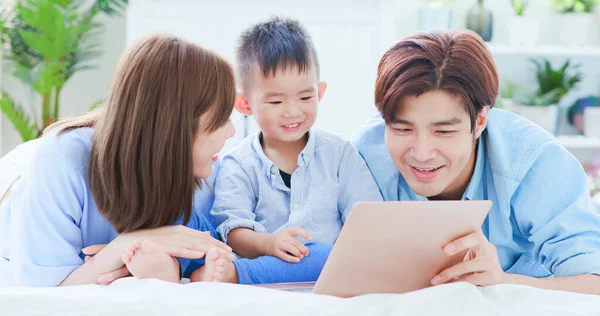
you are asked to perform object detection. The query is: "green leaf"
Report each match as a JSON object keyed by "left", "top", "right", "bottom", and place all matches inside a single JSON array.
[
  {"left": 529, "top": 58, "right": 582, "bottom": 106},
  {"left": 0, "top": 90, "right": 38, "bottom": 141},
  {"left": 0, "top": 0, "right": 128, "bottom": 142}
]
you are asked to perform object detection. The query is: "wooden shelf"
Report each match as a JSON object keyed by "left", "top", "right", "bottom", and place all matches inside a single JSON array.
[
  {"left": 558, "top": 136, "right": 600, "bottom": 150},
  {"left": 488, "top": 44, "right": 600, "bottom": 56}
]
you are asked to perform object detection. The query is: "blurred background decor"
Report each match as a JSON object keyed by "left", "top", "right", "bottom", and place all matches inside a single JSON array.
[
  {"left": 549, "top": 0, "right": 599, "bottom": 46},
  {"left": 466, "top": 0, "right": 493, "bottom": 41},
  {"left": 0, "top": 0, "right": 127, "bottom": 142},
  {"left": 504, "top": 58, "right": 582, "bottom": 134}
]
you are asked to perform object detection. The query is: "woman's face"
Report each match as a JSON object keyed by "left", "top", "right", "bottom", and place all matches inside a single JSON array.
[{"left": 192, "top": 117, "right": 235, "bottom": 178}]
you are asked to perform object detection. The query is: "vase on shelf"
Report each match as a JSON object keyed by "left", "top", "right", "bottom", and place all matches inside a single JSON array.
[{"left": 466, "top": 0, "right": 493, "bottom": 42}]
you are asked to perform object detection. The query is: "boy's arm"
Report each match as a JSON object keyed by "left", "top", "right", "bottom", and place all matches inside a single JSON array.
[
  {"left": 226, "top": 228, "right": 273, "bottom": 258},
  {"left": 337, "top": 142, "right": 384, "bottom": 223},
  {"left": 211, "top": 156, "right": 269, "bottom": 256}
]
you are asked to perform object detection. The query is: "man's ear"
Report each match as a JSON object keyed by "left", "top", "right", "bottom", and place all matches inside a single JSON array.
[{"left": 474, "top": 106, "right": 490, "bottom": 139}]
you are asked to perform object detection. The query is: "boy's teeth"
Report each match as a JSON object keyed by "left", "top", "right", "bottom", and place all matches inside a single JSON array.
[
  {"left": 285, "top": 123, "right": 299, "bottom": 128},
  {"left": 417, "top": 167, "right": 437, "bottom": 172}
]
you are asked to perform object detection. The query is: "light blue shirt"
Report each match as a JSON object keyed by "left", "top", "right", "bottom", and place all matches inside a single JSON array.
[
  {"left": 211, "top": 129, "right": 383, "bottom": 244},
  {"left": 0, "top": 128, "right": 218, "bottom": 286},
  {"left": 352, "top": 108, "right": 600, "bottom": 278}
]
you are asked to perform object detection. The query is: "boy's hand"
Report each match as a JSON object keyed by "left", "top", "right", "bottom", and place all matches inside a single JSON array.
[{"left": 268, "top": 227, "right": 312, "bottom": 263}]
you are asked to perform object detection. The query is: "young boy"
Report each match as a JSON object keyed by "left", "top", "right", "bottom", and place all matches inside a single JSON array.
[{"left": 209, "top": 17, "right": 382, "bottom": 269}]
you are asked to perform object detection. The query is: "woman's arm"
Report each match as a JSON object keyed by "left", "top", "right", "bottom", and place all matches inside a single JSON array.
[
  {"left": 59, "top": 225, "right": 233, "bottom": 286},
  {"left": 507, "top": 274, "right": 600, "bottom": 295}
]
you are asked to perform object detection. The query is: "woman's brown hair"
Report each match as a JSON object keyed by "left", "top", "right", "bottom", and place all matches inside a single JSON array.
[
  {"left": 46, "top": 35, "right": 235, "bottom": 233},
  {"left": 375, "top": 29, "right": 499, "bottom": 132}
]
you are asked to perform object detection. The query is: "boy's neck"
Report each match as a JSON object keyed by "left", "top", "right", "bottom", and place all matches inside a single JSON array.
[{"left": 261, "top": 132, "right": 309, "bottom": 174}]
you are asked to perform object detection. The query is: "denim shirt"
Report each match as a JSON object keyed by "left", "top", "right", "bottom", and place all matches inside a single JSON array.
[
  {"left": 352, "top": 108, "right": 600, "bottom": 278},
  {"left": 211, "top": 128, "right": 383, "bottom": 244}
]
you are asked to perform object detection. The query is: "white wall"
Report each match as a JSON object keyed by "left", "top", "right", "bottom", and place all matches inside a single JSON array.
[
  {"left": 3, "top": 1, "right": 597, "bottom": 156},
  {"left": 0, "top": 13, "right": 127, "bottom": 156},
  {"left": 127, "top": 0, "right": 385, "bottom": 153},
  {"left": 126, "top": 0, "right": 595, "bottom": 153}
]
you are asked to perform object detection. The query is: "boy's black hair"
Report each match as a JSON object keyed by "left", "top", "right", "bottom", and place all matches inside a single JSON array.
[{"left": 236, "top": 16, "right": 320, "bottom": 88}]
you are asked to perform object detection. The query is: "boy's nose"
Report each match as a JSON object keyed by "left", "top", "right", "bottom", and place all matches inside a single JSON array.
[{"left": 283, "top": 104, "right": 301, "bottom": 118}]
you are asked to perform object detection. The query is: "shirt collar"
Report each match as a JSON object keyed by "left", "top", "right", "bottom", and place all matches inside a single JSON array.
[{"left": 251, "top": 129, "right": 316, "bottom": 179}]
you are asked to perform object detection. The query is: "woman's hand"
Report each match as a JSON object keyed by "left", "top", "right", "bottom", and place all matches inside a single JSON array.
[
  {"left": 83, "top": 245, "right": 131, "bottom": 285},
  {"left": 73, "top": 226, "right": 233, "bottom": 286},
  {"left": 116, "top": 225, "right": 234, "bottom": 261},
  {"left": 430, "top": 230, "right": 507, "bottom": 287}
]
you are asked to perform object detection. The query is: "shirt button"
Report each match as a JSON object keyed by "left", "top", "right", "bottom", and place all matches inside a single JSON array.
[
  {"left": 292, "top": 203, "right": 300, "bottom": 210},
  {"left": 270, "top": 165, "right": 277, "bottom": 174}
]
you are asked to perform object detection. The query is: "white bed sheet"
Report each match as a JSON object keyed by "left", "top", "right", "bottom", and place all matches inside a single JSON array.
[{"left": 0, "top": 262, "right": 599, "bottom": 316}]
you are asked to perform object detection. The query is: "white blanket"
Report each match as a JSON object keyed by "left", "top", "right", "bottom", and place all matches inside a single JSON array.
[{"left": 0, "top": 269, "right": 599, "bottom": 316}]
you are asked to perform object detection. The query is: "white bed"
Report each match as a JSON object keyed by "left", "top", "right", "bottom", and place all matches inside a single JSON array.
[{"left": 1, "top": 263, "right": 600, "bottom": 316}]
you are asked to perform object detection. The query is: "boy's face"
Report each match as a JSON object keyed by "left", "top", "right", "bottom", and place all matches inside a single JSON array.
[
  {"left": 237, "top": 65, "right": 327, "bottom": 143},
  {"left": 384, "top": 90, "right": 489, "bottom": 199}
]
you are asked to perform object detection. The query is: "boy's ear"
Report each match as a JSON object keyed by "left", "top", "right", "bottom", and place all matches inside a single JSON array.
[
  {"left": 235, "top": 93, "right": 252, "bottom": 116},
  {"left": 317, "top": 82, "right": 327, "bottom": 102}
]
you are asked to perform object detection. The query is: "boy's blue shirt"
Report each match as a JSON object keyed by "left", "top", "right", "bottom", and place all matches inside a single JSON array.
[{"left": 211, "top": 128, "right": 383, "bottom": 244}]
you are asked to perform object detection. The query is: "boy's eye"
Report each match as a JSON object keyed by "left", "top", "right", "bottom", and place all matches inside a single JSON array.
[
  {"left": 436, "top": 130, "right": 456, "bottom": 135},
  {"left": 268, "top": 101, "right": 282, "bottom": 105},
  {"left": 300, "top": 96, "right": 313, "bottom": 101}
]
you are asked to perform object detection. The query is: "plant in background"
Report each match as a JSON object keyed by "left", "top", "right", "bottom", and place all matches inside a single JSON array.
[
  {"left": 511, "top": 0, "right": 529, "bottom": 15},
  {"left": 0, "top": 0, "right": 127, "bottom": 142},
  {"left": 549, "top": 0, "right": 599, "bottom": 13},
  {"left": 496, "top": 80, "right": 518, "bottom": 109},
  {"left": 526, "top": 58, "right": 582, "bottom": 106}
]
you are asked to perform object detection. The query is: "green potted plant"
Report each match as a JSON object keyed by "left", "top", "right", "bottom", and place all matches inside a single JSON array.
[
  {"left": 0, "top": 0, "right": 127, "bottom": 142},
  {"left": 505, "top": 58, "right": 582, "bottom": 134},
  {"left": 549, "top": 0, "right": 599, "bottom": 46},
  {"left": 507, "top": 0, "right": 541, "bottom": 47},
  {"left": 496, "top": 80, "right": 518, "bottom": 109}
]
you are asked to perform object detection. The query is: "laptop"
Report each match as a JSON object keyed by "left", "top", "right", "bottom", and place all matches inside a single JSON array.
[{"left": 255, "top": 200, "right": 492, "bottom": 297}]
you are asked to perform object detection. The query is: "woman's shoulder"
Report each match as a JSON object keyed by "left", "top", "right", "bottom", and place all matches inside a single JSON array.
[{"left": 33, "top": 127, "right": 94, "bottom": 173}]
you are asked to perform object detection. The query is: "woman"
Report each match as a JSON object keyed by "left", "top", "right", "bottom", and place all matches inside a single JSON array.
[{"left": 0, "top": 35, "right": 236, "bottom": 286}]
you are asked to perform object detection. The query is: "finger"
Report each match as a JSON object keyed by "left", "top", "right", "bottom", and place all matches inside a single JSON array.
[
  {"left": 82, "top": 244, "right": 108, "bottom": 255},
  {"left": 98, "top": 266, "right": 130, "bottom": 285},
  {"left": 287, "top": 237, "right": 309, "bottom": 256},
  {"left": 219, "top": 249, "right": 235, "bottom": 262},
  {"left": 84, "top": 256, "right": 92, "bottom": 263},
  {"left": 454, "top": 272, "right": 488, "bottom": 287},
  {"left": 162, "top": 246, "right": 206, "bottom": 259},
  {"left": 176, "top": 226, "right": 233, "bottom": 252},
  {"left": 286, "top": 227, "right": 312, "bottom": 241},
  {"left": 443, "top": 231, "right": 484, "bottom": 255},
  {"left": 431, "top": 259, "right": 488, "bottom": 285},
  {"left": 280, "top": 241, "right": 303, "bottom": 258},
  {"left": 276, "top": 250, "right": 301, "bottom": 263}
]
